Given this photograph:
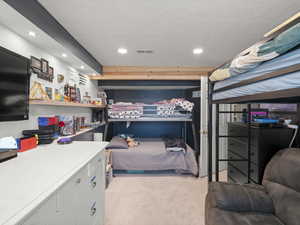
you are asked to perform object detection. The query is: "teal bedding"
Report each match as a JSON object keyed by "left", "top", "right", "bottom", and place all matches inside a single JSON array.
[{"left": 258, "top": 23, "right": 300, "bottom": 56}]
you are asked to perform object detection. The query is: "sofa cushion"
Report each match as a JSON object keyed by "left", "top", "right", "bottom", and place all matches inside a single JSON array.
[
  {"left": 263, "top": 148, "right": 300, "bottom": 193},
  {"left": 205, "top": 206, "right": 284, "bottom": 225},
  {"left": 263, "top": 148, "right": 300, "bottom": 225},
  {"left": 207, "top": 182, "right": 274, "bottom": 213},
  {"left": 263, "top": 180, "right": 300, "bottom": 225}
]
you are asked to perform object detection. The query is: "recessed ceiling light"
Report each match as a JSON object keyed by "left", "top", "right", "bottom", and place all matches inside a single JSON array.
[
  {"left": 193, "top": 48, "right": 203, "bottom": 55},
  {"left": 69, "top": 67, "right": 76, "bottom": 72},
  {"left": 118, "top": 48, "right": 128, "bottom": 55},
  {"left": 80, "top": 65, "right": 85, "bottom": 69},
  {"left": 62, "top": 53, "right": 67, "bottom": 58},
  {"left": 28, "top": 31, "right": 36, "bottom": 37}
]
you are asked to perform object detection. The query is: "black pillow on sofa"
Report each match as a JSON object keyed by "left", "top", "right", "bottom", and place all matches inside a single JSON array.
[{"left": 105, "top": 136, "right": 128, "bottom": 149}]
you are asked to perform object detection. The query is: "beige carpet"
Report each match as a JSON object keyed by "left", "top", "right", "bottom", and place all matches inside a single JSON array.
[{"left": 105, "top": 173, "right": 226, "bottom": 225}]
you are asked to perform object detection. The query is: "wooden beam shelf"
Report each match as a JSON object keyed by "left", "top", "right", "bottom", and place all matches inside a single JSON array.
[
  {"left": 88, "top": 66, "right": 213, "bottom": 80},
  {"left": 30, "top": 100, "right": 106, "bottom": 109},
  {"left": 264, "top": 12, "right": 300, "bottom": 38},
  {"left": 102, "top": 66, "right": 213, "bottom": 73},
  {"left": 89, "top": 74, "right": 204, "bottom": 80}
]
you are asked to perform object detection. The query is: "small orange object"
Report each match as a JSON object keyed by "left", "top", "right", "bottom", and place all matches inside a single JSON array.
[{"left": 19, "top": 137, "right": 37, "bottom": 152}]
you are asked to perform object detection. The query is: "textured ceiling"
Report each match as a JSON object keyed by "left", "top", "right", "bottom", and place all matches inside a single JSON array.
[{"left": 38, "top": 0, "right": 300, "bottom": 67}]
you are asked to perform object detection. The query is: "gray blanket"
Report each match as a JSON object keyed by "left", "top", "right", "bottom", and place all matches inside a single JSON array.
[{"left": 110, "top": 139, "right": 198, "bottom": 175}]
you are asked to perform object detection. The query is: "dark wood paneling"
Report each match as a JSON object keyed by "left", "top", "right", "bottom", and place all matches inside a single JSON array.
[
  {"left": 112, "top": 122, "right": 184, "bottom": 139},
  {"left": 106, "top": 89, "right": 198, "bottom": 145},
  {"left": 107, "top": 89, "right": 186, "bottom": 104},
  {"left": 106, "top": 89, "right": 185, "bottom": 139},
  {"left": 185, "top": 88, "right": 200, "bottom": 150}
]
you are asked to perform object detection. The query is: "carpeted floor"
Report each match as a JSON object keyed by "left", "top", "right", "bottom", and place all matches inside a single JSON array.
[{"left": 105, "top": 173, "right": 226, "bottom": 225}]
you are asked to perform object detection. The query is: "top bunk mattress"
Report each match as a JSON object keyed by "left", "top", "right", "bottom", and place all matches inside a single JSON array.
[{"left": 213, "top": 47, "right": 300, "bottom": 91}]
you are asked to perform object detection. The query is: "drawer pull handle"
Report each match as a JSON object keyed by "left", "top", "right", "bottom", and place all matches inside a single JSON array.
[
  {"left": 91, "top": 181, "right": 97, "bottom": 188},
  {"left": 90, "top": 207, "right": 97, "bottom": 216},
  {"left": 90, "top": 202, "right": 97, "bottom": 216}
]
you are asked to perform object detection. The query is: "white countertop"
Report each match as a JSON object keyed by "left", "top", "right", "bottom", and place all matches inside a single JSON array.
[{"left": 0, "top": 141, "right": 108, "bottom": 225}]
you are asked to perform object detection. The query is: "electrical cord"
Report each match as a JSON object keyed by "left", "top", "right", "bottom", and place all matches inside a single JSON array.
[{"left": 288, "top": 124, "right": 299, "bottom": 148}]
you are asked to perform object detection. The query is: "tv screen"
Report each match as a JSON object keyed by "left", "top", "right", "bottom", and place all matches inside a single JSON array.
[{"left": 0, "top": 46, "right": 30, "bottom": 121}]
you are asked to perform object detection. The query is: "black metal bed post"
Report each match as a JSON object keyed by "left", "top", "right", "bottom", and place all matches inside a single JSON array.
[
  {"left": 191, "top": 108, "right": 198, "bottom": 156},
  {"left": 191, "top": 111, "right": 199, "bottom": 177},
  {"left": 215, "top": 104, "right": 220, "bottom": 181},
  {"left": 247, "top": 104, "right": 252, "bottom": 183},
  {"left": 208, "top": 81, "right": 214, "bottom": 182},
  {"left": 103, "top": 106, "right": 109, "bottom": 141}
]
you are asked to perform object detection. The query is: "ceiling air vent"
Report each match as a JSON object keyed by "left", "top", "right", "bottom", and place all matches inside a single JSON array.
[{"left": 136, "top": 49, "right": 154, "bottom": 54}]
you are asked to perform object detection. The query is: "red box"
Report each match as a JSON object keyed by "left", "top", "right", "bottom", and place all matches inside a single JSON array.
[
  {"left": 19, "top": 137, "right": 37, "bottom": 152},
  {"left": 48, "top": 117, "right": 59, "bottom": 126}
]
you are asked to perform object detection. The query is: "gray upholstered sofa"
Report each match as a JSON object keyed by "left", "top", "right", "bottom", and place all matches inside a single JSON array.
[{"left": 205, "top": 148, "right": 300, "bottom": 225}]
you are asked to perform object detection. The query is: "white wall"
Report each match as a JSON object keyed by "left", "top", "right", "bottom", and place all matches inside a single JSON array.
[
  {"left": 199, "top": 76, "right": 208, "bottom": 177},
  {"left": 0, "top": 23, "right": 98, "bottom": 138}
]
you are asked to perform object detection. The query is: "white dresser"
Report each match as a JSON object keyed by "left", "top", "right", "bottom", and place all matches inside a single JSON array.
[{"left": 0, "top": 141, "right": 108, "bottom": 225}]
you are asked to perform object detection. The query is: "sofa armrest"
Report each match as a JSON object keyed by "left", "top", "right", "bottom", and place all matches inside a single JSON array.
[{"left": 207, "top": 182, "right": 274, "bottom": 213}]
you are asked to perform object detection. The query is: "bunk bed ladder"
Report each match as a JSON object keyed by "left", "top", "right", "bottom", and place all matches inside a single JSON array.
[{"left": 215, "top": 104, "right": 252, "bottom": 183}]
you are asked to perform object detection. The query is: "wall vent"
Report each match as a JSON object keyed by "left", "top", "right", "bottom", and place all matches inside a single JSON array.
[{"left": 136, "top": 50, "right": 154, "bottom": 54}]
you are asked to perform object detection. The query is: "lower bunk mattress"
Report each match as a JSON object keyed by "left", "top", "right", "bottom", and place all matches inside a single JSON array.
[
  {"left": 213, "top": 69, "right": 300, "bottom": 101},
  {"left": 109, "top": 139, "right": 198, "bottom": 176}
]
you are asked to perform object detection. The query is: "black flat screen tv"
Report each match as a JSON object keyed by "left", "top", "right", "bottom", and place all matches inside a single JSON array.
[{"left": 0, "top": 46, "right": 30, "bottom": 121}]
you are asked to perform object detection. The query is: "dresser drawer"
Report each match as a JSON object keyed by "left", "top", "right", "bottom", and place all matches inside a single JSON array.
[
  {"left": 228, "top": 151, "right": 259, "bottom": 183},
  {"left": 228, "top": 164, "right": 248, "bottom": 184},
  {"left": 228, "top": 164, "right": 258, "bottom": 184},
  {"left": 228, "top": 124, "right": 258, "bottom": 147},
  {"left": 227, "top": 175, "right": 236, "bottom": 184},
  {"left": 228, "top": 138, "right": 259, "bottom": 165}
]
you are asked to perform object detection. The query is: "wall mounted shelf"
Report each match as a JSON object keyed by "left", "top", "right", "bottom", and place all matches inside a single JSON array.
[{"left": 29, "top": 100, "right": 106, "bottom": 109}]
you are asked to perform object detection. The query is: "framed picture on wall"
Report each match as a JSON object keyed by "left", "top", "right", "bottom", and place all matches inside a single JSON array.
[
  {"left": 41, "top": 58, "right": 49, "bottom": 74},
  {"left": 48, "top": 66, "right": 54, "bottom": 82},
  {"left": 30, "top": 56, "right": 41, "bottom": 74},
  {"left": 49, "top": 66, "right": 54, "bottom": 76}
]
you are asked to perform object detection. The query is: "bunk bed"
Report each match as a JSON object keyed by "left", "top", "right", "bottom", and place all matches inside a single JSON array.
[
  {"left": 104, "top": 101, "right": 197, "bottom": 149},
  {"left": 207, "top": 14, "right": 300, "bottom": 182},
  {"left": 103, "top": 99, "right": 199, "bottom": 176}
]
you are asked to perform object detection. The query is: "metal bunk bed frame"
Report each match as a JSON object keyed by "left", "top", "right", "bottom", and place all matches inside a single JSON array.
[
  {"left": 104, "top": 114, "right": 198, "bottom": 148},
  {"left": 207, "top": 15, "right": 300, "bottom": 182},
  {"left": 208, "top": 74, "right": 300, "bottom": 182},
  {"left": 208, "top": 82, "right": 253, "bottom": 182},
  {"left": 103, "top": 109, "right": 199, "bottom": 167}
]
